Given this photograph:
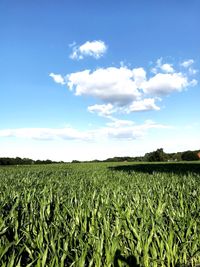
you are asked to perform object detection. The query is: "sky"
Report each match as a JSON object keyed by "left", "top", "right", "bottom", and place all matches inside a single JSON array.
[{"left": 0, "top": 0, "right": 200, "bottom": 161}]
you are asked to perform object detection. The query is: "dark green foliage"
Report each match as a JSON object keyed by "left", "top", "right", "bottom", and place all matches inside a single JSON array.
[
  {"left": 1, "top": 148, "right": 200, "bottom": 165},
  {"left": 104, "top": 149, "right": 200, "bottom": 163},
  {"left": 0, "top": 157, "right": 60, "bottom": 165},
  {"left": 144, "top": 148, "right": 168, "bottom": 162},
  {"left": 181, "top": 151, "right": 199, "bottom": 161},
  {"left": 71, "top": 160, "right": 81, "bottom": 163}
]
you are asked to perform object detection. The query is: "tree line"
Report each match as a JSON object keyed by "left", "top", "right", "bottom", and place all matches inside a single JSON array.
[
  {"left": 103, "top": 149, "right": 200, "bottom": 163},
  {"left": 0, "top": 157, "right": 62, "bottom": 166},
  {"left": 0, "top": 149, "right": 199, "bottom": 165}
]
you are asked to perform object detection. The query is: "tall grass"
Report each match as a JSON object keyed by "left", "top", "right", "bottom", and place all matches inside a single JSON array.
[{"left": 0, "top": 163, "right": 200, "bottom": 266}]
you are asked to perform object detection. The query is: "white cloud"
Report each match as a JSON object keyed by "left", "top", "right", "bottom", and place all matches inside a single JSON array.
[
  {"left": 101, "top": 119, "right": 169, "bottom": 140},
  {"left": 50, "top": 58, "right": 197, "bottom": 116},
  {"left": 66, "top": 65, "right": 196, "bottom": 111},
  {"left": 106, "top": 117, "right": 135, "bottom": 128},
  {"left": 88, "top": 98, "right": 160, "bottom": 115},
  {"left": 88, "top": 103, "right": 115, "bottom": 116},
  {"left": 67, "top": 67, "right": 142, "bottom": 105},
  {"left": 0, "top": 127, "right": 90, "bottom": 141},
  {"left": 132, "top": 67, "right": 146, "bottom": 87},
  {"left": 152, "top": 58, "right": 174, "bottom": 73},
  {"left": 70, "top": 40, "right": 107, "bottom": 60},
  {"left": 49, "top": 73, "right": 65, "bottom": 85},
  {"left": 0, "top": 118, "right": 169, "bottom": 142},
  {"left": 126, "top": 98, "right": 160, "bottom": 112},
  {"left": 189, "top": 79, "right": 198, "bottom": 86},
  {"left": 160, "top": 63, "right": 174, "bottom": 73},
  {"left": 181, "top": 59, "right": 194, "bottom": 68},
  {"left": 143, "top": 73, "right": 189, "bottom": 95},
  {"left": 188, "top": 67, "right": 198, "bottom": 75},
  {"left": 1, "top": 122, "right": 199, "bottom": 162}
]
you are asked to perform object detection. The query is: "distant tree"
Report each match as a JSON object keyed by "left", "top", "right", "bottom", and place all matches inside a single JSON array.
[
  {"left": 44, "top": 159, "right": 53, "bottom": 164},
  {"left": 144, "top": 148, "right": 168, "bottom": 162},
  {"left": 181, "top": 151, "right": 199, "bottom": 161},
  {"left": 173, "top": 152, "right": 182, "bottom": 161},
  {"left": 0, "top": 157, "right": 59, "bottom": 165},
  {"left": 91, "top": 159, "right": 100, "bottom": 163},
  {"left": 71, "top": 160, "right": 81, "bottom": 163}
]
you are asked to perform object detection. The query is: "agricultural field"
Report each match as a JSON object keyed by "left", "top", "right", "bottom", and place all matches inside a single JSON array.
[{"left": 0, "top": 162, "right": 200, "bottom": 266}]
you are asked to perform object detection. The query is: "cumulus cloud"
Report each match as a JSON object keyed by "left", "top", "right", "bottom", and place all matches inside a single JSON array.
[
  {"left": 181, "top": 59, "right": 194, "bottom": 68},
  {"left": 160, "top": 63, "right": 174, "bottom": 73},
  {"left": 70, "top": 40, "right": 107, "bottom": 60},
  {"left": 126, "top": 98, "right": 160, "bottom": 112},
  {"left": 67, "top": 67, "right": 142, "bottom": 105},
  {"left": 132, "top": 67, "right": 146, "bottom": 87},
  {"left": 66, "top": 64, "right": 196, "bottom": 113},
  {"left": 67, "top": 66, "right": 195, "bottom": 102},
  {"left": 143, "top": 72, "right": 190, "bottom": 95},
  {"left": 50, "top": 57, "right": 197, "bottom": 115},
  {"left": 49, "top": 73, "right": 65, "bottom": 85}
]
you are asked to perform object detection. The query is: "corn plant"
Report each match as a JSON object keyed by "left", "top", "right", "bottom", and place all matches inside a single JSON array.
[{"left": 0, "top": 163, "right": 200, "bottom": 266}]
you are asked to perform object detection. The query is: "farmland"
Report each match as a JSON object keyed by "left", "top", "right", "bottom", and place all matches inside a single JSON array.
[{"left": 0, "top": 162, "right": 200, "bottom": 266}]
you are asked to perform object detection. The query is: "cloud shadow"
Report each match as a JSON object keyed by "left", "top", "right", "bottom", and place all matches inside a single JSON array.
[{"left": 109, "top": 162, "right": 200, "bottom": 175}]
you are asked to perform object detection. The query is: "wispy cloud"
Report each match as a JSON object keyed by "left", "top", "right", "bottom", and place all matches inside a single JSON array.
[
  {"left": 88, "top": 103, "right": 115, "bottom": 116},
  {"left": 181, "top": 59, "right": 194, "bottom": 68},
  {"left": 0, "top": 118, "right": 169, "bottom": 142},
  {"left": 70, "top": 40, "right": 107, "bottom": 60},
  {"left": 180, "top": 59, "right": 198, "bottom": 76},
  {"left": 0, "top": 127, "right": 90, "bottom": 141},
  {"left": 88, "top": 99, "right": 160, "bottom": 115},
  {"left": 98, "top": 119, "right": 170, "bottom": 140},
  {"left": 151, "top": 58, "right": 174, "bottom": 74},
  {"left": 49, "top": 73, "right": 65, "bottom": 85}
]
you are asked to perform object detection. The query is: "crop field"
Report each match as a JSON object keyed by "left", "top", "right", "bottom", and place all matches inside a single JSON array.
[{"left": 0, "top": 162, "right": 200, "bottom": 267}]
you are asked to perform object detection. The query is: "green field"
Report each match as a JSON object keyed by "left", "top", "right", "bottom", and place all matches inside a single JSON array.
[{"left": 0, "top": 163, "right": 200, "bottom": 266}]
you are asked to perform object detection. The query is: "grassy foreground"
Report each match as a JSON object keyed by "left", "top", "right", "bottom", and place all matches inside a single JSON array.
[{"left": 0, "top": 163, "right": 200, "bottom": 266}]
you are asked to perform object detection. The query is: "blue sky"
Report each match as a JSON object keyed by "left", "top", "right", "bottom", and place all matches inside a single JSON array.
[{"left": 0, "top": 0, "right": 200, "bottom": 161}]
